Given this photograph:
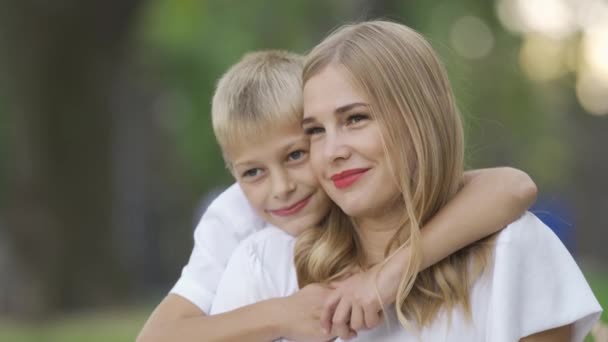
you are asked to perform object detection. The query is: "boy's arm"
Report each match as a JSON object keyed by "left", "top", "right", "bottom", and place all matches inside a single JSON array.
[
  {"left": 137, "top": 288, "right": 334, "bottom": 342},
  {"left": 138, "top": 184, "right": 269, "bottom": 341},
  {"left": 138, "top": 237, "right": 334, "bottom": 342},
  {"left": 136, "top": 294, "right": 283, "bottom": 342},
  {"left": 322, "top": 167, "right": 538, "bottom": 336},
  {"left": 417, "top": 166, "right": 537, "bottom": 271}
]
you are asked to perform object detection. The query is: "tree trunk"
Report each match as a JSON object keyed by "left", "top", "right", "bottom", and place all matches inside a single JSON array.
[{"left": 0, "top": 0, "right": 143, "bottom": 317}]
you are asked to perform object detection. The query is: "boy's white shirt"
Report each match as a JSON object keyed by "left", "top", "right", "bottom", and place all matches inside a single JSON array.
[
  {"left": 170, "top": 183, "right": 266, "bottom": 313},
  {"left": 209, "top": 212, "right": 602, "bottom": 341}
]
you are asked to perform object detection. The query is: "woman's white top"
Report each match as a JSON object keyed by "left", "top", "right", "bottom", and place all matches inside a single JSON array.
[{"left": 210, "top": 212, "right": 602, "bottom": 341}]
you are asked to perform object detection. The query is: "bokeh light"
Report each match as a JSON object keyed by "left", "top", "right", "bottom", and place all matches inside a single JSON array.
[
  {"left": 450, "top": 16, "right": 495, "bottom": 60},
  {"left": 496, "top": 0, "right": 608, "bottom": 116},
  {"left": 496, "top": 0, "right": 577, "bottom": 38},
  {"left": 582, "top": 26, "right": 608, "bottom": 77},
  {"left": 576, "top": 70, "right": 608, "bottom": 116},
  {"left": 519, "top": 34, "right": 569, "bottom": 81}
]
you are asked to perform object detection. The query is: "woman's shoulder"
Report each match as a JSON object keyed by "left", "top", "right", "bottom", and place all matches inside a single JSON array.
[
  {"left": 485, "top": 211, "right": 602, "bottom": 341},
  {"left": 494, "top": 211, "right": 559, "bottom": 249}
]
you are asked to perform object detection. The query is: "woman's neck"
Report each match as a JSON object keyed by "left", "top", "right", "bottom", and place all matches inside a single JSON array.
[{"left": 355, "top": 203, "right": 406, "bottom": 266}]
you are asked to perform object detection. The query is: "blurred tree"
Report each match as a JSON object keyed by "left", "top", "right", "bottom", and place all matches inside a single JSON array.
[{"left": 0, "top": 0, "right": 144, "bottom": 317}]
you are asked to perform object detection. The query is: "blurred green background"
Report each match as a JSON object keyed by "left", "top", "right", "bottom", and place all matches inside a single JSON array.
[{"left": 0, "top": 0, "right": 606, "bottom": 341}]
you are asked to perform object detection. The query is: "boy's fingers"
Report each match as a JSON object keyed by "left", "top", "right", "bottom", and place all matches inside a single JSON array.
[
  {"left": 320, "top": 292, "right": 341, "bottom": 333},
  {"left": 331, "top": 299, "right": 352, "bottom": 339},
  {"left": 342, "top": 330, "right": 358, "bottom": 341},
  {"left": 364, "top": 308, "right": 383, "bottom": 330},
  {"left": 349, "top": 303, "right": 364, "bottom": 331}
]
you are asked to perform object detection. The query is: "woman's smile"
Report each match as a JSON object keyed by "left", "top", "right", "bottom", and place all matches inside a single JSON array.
[{"left": 330, "top": 168, "right": 370, "bottom": 189}]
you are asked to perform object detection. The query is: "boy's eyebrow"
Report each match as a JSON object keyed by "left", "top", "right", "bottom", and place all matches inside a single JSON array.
[
  {"left": 233, "top": 137, "right": 307, "bottom": 168},
  {"left": 302, "top": 102, "right": 369, "bottom": 126},
  {"left": 232, "top": 160, "right": 257, "bottom": 169}
]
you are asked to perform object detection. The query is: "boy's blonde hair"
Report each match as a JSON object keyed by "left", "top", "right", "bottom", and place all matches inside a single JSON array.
[{"left": 211, "top": 50, "right": 304, "bottom": 159}]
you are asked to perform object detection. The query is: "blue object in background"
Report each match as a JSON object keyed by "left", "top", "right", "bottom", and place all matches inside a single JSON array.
[{"left": 531, "top": 195, "right": 576, "bottom": 255}]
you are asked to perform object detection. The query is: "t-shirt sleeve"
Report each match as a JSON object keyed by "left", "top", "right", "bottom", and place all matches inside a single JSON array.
[
  {"left": 208, "top": 240, "right": 266, "bottom": 314},
  {"left": 170, "top": 184, "right": 264, "bottom": 313},
  {"left": 210, "top": 227, "right": 298, "bottom": 315},
  {"left": 486, "top": 212, "right": 602, "bottom": 342}
]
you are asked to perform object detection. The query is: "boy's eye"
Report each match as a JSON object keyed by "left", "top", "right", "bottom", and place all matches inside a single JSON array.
[
  {"left": 287, "top": 150, "right": 307, "bottom": 162},
  {"left": 346, "top": 113, "right": 369, "bottom": 125},
  {"left": 304, "top": 126, "right": 324, "bottom": 135},
  {"left": 242, "top": 168, "right": 263, "bottom": 178}
]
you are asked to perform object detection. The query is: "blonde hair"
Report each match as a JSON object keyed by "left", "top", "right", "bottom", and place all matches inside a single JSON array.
[
  {"left": 295, "top": 21, "right": 493, "bottom": 329},
  {"left": 211, "top": 50, "right": 304, "bottom": 157}
]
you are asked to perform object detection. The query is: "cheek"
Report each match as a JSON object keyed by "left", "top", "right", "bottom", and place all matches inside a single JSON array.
[
  {"left": 309, "top": 141, "right": 325, "bottom": 179},
  {"left": 291, "top": 163, "right": 317, "bottom": 187}
]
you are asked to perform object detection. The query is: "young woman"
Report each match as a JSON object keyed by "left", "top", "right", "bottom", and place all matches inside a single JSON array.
[
  {"left": 138, "top": 50, "right": 538, "bottom": 342},
  {"left": 211, "top": 21, "right": 601, "bottom": 341}
]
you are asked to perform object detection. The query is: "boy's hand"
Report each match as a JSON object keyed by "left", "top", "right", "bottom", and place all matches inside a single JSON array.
[
  {"left": 278, "top": 284, "right": 336, "bottom": 342},
  {"left": 321, "top": 262, "right": 400, "bottom": 338}
]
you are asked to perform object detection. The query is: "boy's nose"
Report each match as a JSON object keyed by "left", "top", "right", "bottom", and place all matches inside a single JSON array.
[{"left": 271, "top": 170, "right": 296, "bottom": 200}]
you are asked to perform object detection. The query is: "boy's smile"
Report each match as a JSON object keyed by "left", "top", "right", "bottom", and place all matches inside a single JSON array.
[
  {"left": 226, "top": 123, "right": 331, "bottom": 236},
  {"left": 268, "top": 194, "right": 313, "bottom": 217}
]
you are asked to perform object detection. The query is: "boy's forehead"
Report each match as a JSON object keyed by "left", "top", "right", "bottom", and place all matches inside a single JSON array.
[{"left": 224, "top": 122, "right": 309, "bottom": 165}]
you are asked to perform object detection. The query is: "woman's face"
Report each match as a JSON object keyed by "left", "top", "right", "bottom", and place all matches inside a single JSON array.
[{"left": 302, "top": 66, "right": 402, "bottom": 220}]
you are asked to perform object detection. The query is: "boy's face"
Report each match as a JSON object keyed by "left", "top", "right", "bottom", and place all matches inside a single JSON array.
[{"left": 226, "top": 123, "right": 331, "bottom": 236}]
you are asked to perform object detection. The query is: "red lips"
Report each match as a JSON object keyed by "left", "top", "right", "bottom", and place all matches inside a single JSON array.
[
  {"left": 269, "top": 195, "right": 312, "bottom": 217},
  {"left": 330, "top": 168, "right": 369, "bottom": 189}
]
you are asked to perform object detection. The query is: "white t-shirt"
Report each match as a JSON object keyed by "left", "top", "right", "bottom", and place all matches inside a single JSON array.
[
  {"left": 170, "top": 183, "right": 266, "bottom": 313},
  {"left": 210, "top": 212, "right": 602, "bottom": 341}
]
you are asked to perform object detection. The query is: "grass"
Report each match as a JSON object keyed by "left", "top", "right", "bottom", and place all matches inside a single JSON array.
[
  {"left": 0, "top": 273, "right": 606, "bottom": 342},
  {"left": 588, "top": 272, "right": 608, "bottom": 323},
  {"left": 0, "top": 306, "right": 152, "bottom": 342}
]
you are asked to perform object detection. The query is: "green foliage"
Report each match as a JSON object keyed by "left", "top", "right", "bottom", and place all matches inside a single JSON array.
[
  {"left": 134, "top": 0, "right": 381, "bottom": 192},
  {"left": 134, "top": 0, "right": 578, "bottom": 192},
  {"left": 0, "top": 97, "right": 6, "bottom": 193}
]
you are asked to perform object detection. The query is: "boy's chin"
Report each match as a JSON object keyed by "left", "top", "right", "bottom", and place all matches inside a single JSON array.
[{"left": 270, "top": 216, "right": 315, "bottom": 237}]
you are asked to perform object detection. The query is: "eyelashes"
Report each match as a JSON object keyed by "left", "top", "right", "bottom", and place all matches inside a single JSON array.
[
  {"left": 242, "top": 168, "right": 263, "bottom": 178},
  {"left": 287, "top": 150, "right": 306, "bottom": 161},
  {"left": 304, "top": 126, "right": 324, "bottom": 135},
  {"left": 346, "top": 113, "right": 369, "bottom": 125},
  {"left": 239, "top": 149, "right": 308, "bottom": 180},
  {"left": 303, "top": 113, "right": 370, "bottom": 135}
]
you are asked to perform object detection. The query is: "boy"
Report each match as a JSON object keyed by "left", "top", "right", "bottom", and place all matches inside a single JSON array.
[{"left": 137, "top": 51, "right": 537, "bottom": 342}]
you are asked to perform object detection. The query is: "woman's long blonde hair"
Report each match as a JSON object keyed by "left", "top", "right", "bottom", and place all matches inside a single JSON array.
[{"left": 295, "top": 20, "right": 493, "bottom": 329}]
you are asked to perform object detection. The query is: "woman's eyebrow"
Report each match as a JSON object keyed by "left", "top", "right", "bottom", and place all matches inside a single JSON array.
[
  {"left": 335, "top": 102, "right": 368, "bottom": 114},
  {"left": 301, "top": 117, "right": 316, "bottom": 126},
  {"left": 302, "top": 102, "right": 369, "bottom": 126}
]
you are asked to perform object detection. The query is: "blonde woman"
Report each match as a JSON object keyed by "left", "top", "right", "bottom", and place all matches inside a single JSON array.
[{"left": 211, "top": 21, "right": 601, "bottom": 341}]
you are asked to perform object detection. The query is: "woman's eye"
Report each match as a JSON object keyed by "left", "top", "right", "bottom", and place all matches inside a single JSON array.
[
  {"left": 304, "top": 126, "right": 324, "bottom": 135},
  {"left": 346, "top": 114, "right": 369, "bottom": 125},
  {"left": 287, "top": 150, "right": 307, "bottom": 162},
  {"left": 242, "top": 168, "right": 262, "bottom": 178}
]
